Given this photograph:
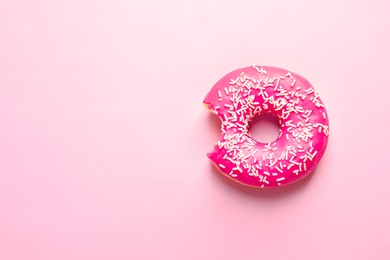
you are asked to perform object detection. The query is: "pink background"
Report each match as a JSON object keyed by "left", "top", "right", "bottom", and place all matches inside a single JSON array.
[{"left": 1, "top": 1, "right": 389, "bottom": 259}]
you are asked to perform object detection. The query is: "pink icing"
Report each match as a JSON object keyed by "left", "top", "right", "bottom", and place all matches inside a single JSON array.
[{"left": 204, "top": 66, "right": 329, "bottom": 188}]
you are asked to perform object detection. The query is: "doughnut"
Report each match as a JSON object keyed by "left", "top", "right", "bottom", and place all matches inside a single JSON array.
[{"left": 204, "top": 66, "right": 329, "bottom": 188}]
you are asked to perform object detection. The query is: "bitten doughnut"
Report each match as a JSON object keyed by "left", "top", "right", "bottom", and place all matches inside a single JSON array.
[{"left": 204, "top": 66, "right": 329, "bottom": 188}]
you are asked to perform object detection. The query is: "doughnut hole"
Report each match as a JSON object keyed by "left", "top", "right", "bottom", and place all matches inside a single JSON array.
[{"left": 249, "top": 113, "right": 281, "bottom": 143}]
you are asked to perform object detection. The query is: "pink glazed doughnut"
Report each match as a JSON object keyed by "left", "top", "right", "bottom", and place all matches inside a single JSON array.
[{"left": 204, "top": 66, "right": 329, "bottom": 188}]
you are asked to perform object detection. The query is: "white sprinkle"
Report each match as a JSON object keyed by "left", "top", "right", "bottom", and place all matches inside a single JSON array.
[
  {"left": 291, "top": 79, "right": 296, "bottom": 87},
  {"left": 269, "top": 159, "right": 277, "bottom": 167},
  {"left": 279, "top": 151, "right": 285, "bottom": 160},
  {"left": 322, "top": 112, "right": 326, "bottom": 119},
  {"left": 219, "top": 164, "right": 225, "bottom": 168},
  {"left": 243, "top": 154, "right": 251, "bottom": 160},
  {"left": 291, "top": 160, "right": 299, "bottom": 166},
  {"left": 305, "top": 88, "right": 314, "bottom": 94},
  {"left": 278, "top": 129, "right": 283, "bottom": 138},
  {"left": 276, "top": 177, "right": 285, "bottom": 182},
  {"left": 279, "top": 162, "right": 284, "bottom": 169},
  {"left": 251, "top": 149, "right": 258, "bottom": 157},
  {"left": 274, "top": 76, "right": 284, "bottom": 91},
  {"left": 226, "top": 157, "right": 235, "bottom": 164}
]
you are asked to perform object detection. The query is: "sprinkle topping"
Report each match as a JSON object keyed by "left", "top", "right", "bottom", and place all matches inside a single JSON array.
[{"left": 204, "top": 66, "right": 329, "bottom": 188}]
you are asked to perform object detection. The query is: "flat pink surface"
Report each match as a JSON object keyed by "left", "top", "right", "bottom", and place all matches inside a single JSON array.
[{"left": 1, "top": 1, "right": 389, "bottom": 259}]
